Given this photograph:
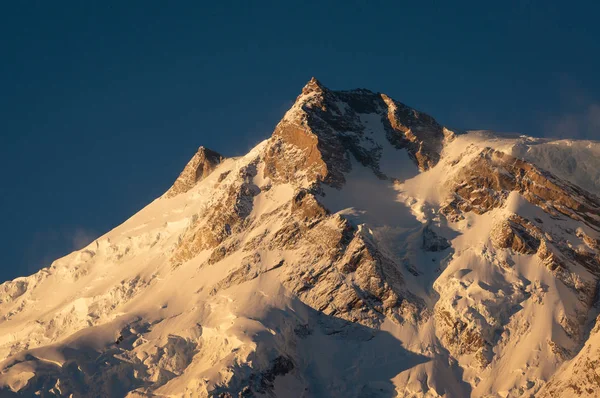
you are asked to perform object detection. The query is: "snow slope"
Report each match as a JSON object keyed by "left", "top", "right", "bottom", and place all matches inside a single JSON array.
[{"left": 0, "top": 78, "right": 599, "bottom": 397}]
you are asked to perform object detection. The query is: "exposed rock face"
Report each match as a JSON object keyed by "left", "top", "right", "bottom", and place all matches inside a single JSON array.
[
  {"left": 264, "top": 77, "right": 453, "bottom": 187},
  {"left": 539, "top": 315, "right": 600, "bottom": 397},
  {"left": 165, "top": 146, "right": 224, "bottom": 198},
  {"left": 380, "top": 93, "right": 454, "bottom": 170},
  {"left": 171, "top": 161, "right": 260, "bottom": 264},
  {"left": 442, "top": 147, "right": 600, "bottom": 226},
  {"left": 490, "top": 215, "right": 542, "bottom": 255},
  {"left": 281, "top": 219, "right": 426, "bottom": 328}
]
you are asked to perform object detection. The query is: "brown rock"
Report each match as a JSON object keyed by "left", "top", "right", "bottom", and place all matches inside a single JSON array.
[{"left": 165, "top": 147, "right": 224, "bottom": 198}]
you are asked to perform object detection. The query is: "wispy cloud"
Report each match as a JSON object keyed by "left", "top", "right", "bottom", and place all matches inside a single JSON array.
[
  {"left": 70, "top": 227, "right": 97, "bottom": 251},
  {"left": 22, "top": 227, "right": 98, "bottom": 274},
  {"left": 543, "top": 76, "right": 600, "bottom": 140},
  {"left": 545, "top": 103, "right": 600, "bottom": 140}
]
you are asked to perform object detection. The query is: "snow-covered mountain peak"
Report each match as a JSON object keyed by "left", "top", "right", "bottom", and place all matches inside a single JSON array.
[
  {"left": 266, "top": 79, "right": 455, "bottom": 192},
  {"left": 1, "top": 80, "right": 600, "bottom": 397}
]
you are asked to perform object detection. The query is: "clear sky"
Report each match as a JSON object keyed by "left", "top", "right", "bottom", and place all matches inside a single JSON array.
[{"left": 1, "top": 1, "right": 599, "bottom": 283}]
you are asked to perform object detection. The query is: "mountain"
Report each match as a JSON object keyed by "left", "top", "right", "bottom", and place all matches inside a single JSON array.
[{"left": 1, "top": 78, "right": 600, "bottom": 397}]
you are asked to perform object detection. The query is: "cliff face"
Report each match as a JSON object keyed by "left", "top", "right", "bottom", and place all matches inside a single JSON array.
[
  {"left": 264, "top": 77, "right": 452, "bottom": 188},
  {"left": 539, "top": 315, "right": 600, "bottom": 397},
  {"left": 1, "top": 79, "right": 599, "bottom": 397},
  {"left": 164, "top": 146, "right": 224, "bottom": 198}
]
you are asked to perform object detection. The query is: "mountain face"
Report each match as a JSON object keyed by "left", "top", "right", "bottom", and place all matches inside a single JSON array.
[{"left": 1, "top": 79, "right": 600, "bottom": 398}]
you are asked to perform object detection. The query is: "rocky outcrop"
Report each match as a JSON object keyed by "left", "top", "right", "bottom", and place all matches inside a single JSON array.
[
  {"left": 165, "top": 146, "right": 224, "bottom": 198},
  {"left": 436, "top": 307, "right": 492, "bottom": 367},
  {"left": 490, "top": 215, "right": 542, "bottom": 255},
  {"left": 441, "top": 147, "right": 600, "bottom": 226},
  {"left": 381, "top": 94, "right": 454, "bottom": 170},
  {"left": 170, "top": 161, "right": 260, "bottom": 265},
  {"left": 279, "top": 217, "right": 426, "bottom": 328},
  {"left": 539, "top": 316, "right": 600, "bottom": 397},
  {"left": 488, "top": 212, "right": 599, "bottom": 309},
  {"left": 264, "top": 77, "right": 453, "bottom": 188}
]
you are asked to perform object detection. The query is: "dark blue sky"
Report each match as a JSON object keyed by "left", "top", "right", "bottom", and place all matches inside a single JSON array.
[{"left": 1, "top": 1, "right": 599, "bottom": 282}]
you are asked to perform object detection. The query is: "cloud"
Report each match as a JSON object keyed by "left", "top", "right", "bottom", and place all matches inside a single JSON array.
[
  {"left": 22, "top": 227, "right": 98, "bottom": 275},
  {"left": 545, "top": 103, "right": 600, "bottom": 140},
  {"left": 70, "top": 228, "right": 97, "bottom": 251},
  {"left": 541, "top": 76, "right": 600, "bottom": 140}
]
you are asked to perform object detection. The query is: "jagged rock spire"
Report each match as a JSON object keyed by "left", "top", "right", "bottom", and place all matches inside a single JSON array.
[
  {"left": 301, "top": 76, "right": 327, "bottom": 95},
  {"left": 164, "top": 146, "right": 224, "bottom": 198}
]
